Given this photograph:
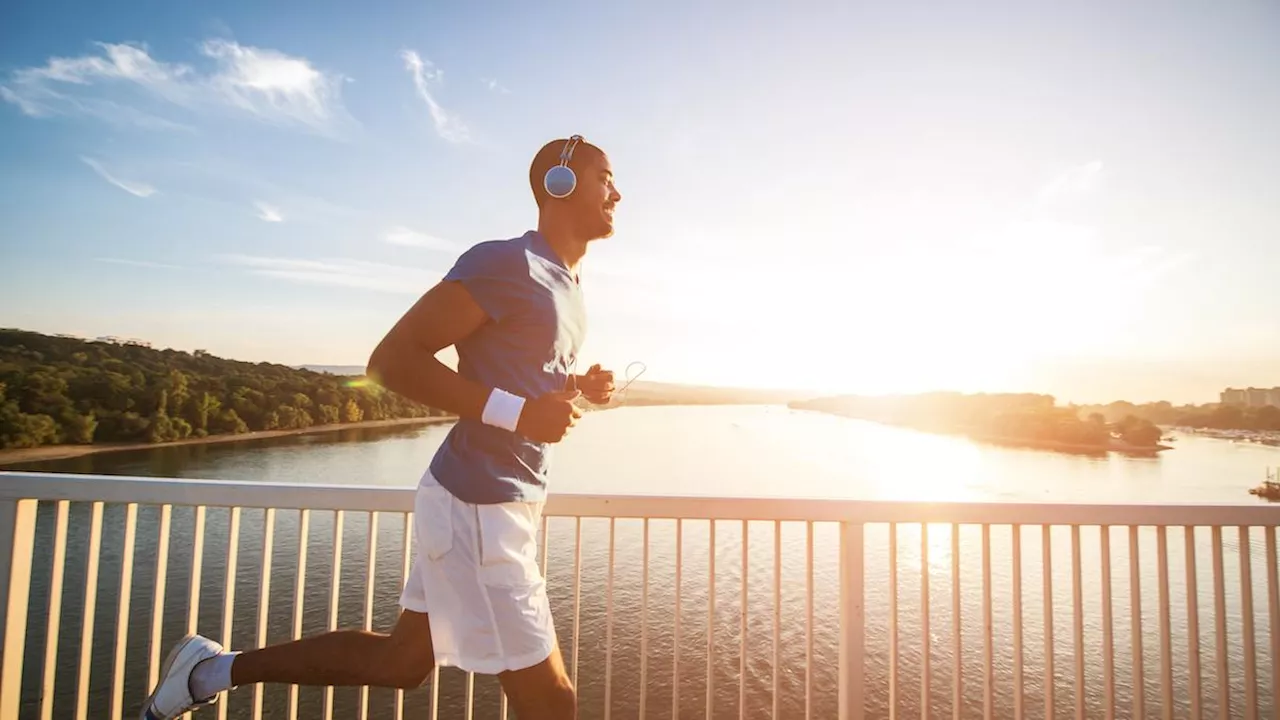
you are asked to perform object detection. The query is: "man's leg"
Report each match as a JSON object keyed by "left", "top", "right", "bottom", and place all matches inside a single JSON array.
[
  {"left": 230, "top": 608, "right": 436, "bottom": 689},
  {"left": 498, "top": 644, "right": 576, "bottom": 720},
  {"left": 142, "top": 610, "right": 436, "bottom": 719}
]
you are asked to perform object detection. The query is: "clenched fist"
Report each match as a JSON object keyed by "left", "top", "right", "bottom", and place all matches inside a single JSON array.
[
  {"left": 517, "top": 390, "right": 584, "bottom": 443},
  {"left": 577, "top": 364, "right": 616, "bottom": 405}
]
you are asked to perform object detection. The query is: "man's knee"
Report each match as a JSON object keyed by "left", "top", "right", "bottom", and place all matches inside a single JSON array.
[
  {"left": 378, "top": 638, "right": 435, "bottom": 689},
  {"left": 545, "top": 674, "right": 576, "bottom": 718},
  {"left": 382, "top": 610, "right": 436, "bottom": 689},
  {"left": 381, "top": 656, "right": 435, "bottom": 689},
  {"left": 502, "top": 658, "right": 577, "bottom": 719}
]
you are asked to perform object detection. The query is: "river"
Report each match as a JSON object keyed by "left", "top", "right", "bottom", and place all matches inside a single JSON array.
[{"left": 8, "top": 405, "right": 1279, "bottom": 719}]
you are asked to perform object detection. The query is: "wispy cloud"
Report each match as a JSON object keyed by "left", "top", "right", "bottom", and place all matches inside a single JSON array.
[
  {"left": 254, "top": 201, "right": 284, "bottom": 223},
  {"left": 0, "top": 86, "right": 47, "bottom": 116},
  {"left": 218, "top": 254, "right": 438, "bottom": 294},
  {"left": 401, "top": 50, "right": 469, "bottom": 143},
  {"left": 1035, "top": 160, "right": 1104, "bottom": 210},
  {"left": 200, "top": 39, "right": 351, "bottom": 134},
  {"left": 1, "top": 39, "right": 355, "bottom": 136},
  {"left": 482, "top": 77, "right": 510, "bottom": 94},
  {"left": 81, "top": 156, "right": 157, "bottom": 197},
  {"left": 95, "top": 257, "right": 182, "bottom": 269},
  {"left": 384, "top": 225, "right": 459, "bottom": 251}
]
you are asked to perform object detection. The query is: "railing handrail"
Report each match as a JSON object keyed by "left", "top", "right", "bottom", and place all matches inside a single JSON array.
[{"left": 2, "top": 470, "right": 1278, "bottom": 526}]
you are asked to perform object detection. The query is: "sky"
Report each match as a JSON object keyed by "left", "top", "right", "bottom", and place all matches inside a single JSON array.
[{"left": 1, "top": 0, "right": 1278, "bottom": 405}]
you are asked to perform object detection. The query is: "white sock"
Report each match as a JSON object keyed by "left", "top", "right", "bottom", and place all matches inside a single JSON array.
[{"left": 189, "top": 652, "right": 239, "bottom": 700}]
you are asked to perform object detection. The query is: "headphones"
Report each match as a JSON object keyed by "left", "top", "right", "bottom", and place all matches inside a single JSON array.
[{"left": 543, "top": 134, "right": 585, "bottom": 199}]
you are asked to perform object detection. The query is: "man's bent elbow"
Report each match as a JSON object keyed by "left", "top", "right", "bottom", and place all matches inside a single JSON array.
[{"left": 365, "top": 342, "right": 402, "bottom": 391}]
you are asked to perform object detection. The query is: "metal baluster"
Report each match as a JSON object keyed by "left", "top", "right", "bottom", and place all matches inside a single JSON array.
[
  {"left": 253, "top": 509, "right": 275, "bottom": 720},
  {"left": 1013, "top": 524, "right": 1023, "bottom": 720},
  {"left": 982, "top": 524, "right": 992, "bottom": 720},
  {"left": 1211, "top": 526, "right": 1228, "bottom": 720},
  {"left": 1071, "top": 525, "right": 1084, "bottom": 720},
  {"left": 39, "top": 501, "right": 69, "bottom": 720},
  {"left": 359, "top": 512, "right": 378, "bottom": 720},
  {"left": 1184, "top": 526, "right": 1202, "bottom": 720},
  {"left": 924, "top": 523, "right": 933, "bottom": 718},
  {"left": 1043, "top": 525, "right": 1054, "bottom": 720},
  {"left": 1100, "top": 526, "right": 1114, "bottom": 720},
  {"left": 323, "top": 510, "right": 343, "bottom": 720},
  {"left": 1238, "top": 526, "right": 1257, "bottom": 718},
  {"left": 774, "top": 520, "right": 782, "bottom": 720},
  {"left": 740, "top": 520, "right": 748, "bottom": 720},
  {"left": 217, "top": 507, "right": 241, "bottom": 720},
  {"left": 110, "top": 504, "right": 138, "bottom": 720},
  {"left": 74, "top": 502, "right": 104, "bottom": 720},
  {"left": 288, "top": 509, "right": 310, "bottom": 720},
  {"left": 1129, "top": 526, "right": 1144, "bottom": 720},
  {"left": 1157, "top": 526, "right": 1173, "bottom": 720},
  {"left": 640, "top": 518, "right": 650, "bottom": 720}
]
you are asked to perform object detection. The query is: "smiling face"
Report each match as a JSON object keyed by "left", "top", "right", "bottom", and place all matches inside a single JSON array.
[{"left": 569, "top": 148, "right": 622, "bottom": 241}]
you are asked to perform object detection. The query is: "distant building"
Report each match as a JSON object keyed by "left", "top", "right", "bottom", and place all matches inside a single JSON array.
[{"left": 1221, "top": 386, "right": 1280, "bottom": 408}]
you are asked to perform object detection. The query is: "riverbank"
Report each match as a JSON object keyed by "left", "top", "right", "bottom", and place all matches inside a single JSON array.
[
  {"left": 0, "top": 415, "right": 456, "bottom": 465},
  {"left": 792, "top": 407, "right": 1171, "bottom": 455},
  {"left": 960, "top": 430, "right": 1171, "bottom": 455}
]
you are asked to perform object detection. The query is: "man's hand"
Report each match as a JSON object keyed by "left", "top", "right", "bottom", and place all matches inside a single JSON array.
[
  {"left": 574, "top": 364, "right": 616, "bottom": 405},
  {"left": 517, "top": 390, "right": 584, "bottom": 443}
]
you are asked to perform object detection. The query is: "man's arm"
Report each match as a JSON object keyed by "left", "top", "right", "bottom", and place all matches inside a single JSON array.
[{"left": 366, "top": 281, "right": 493, "bottom": 421}]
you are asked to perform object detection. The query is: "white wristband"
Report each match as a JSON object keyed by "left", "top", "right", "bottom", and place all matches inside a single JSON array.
[{"left": 481, "top": 388, "right": 525, "bottom": 432}]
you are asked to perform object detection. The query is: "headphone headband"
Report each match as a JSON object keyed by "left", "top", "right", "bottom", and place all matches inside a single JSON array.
[{"left": 559, "top": 135, "right": 584, "bottom": 166}]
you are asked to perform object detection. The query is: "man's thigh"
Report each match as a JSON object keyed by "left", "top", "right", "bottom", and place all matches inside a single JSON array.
[{"left": 498, "top": 643, "right": 575, "bottom": 719}]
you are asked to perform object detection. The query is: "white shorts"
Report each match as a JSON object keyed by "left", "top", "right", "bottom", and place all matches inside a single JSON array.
[{"left": 398, "top": 470, "right": 556, "bottom": 675}]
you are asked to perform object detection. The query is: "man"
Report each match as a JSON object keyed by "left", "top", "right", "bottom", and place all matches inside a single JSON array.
[{"left": 139, "top": 135, "right": 622, "bottom": 720}]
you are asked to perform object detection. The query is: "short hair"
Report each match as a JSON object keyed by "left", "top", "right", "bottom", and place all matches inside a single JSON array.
[{"left": 529, "top": 137, "right": 604, "bottom": 208}]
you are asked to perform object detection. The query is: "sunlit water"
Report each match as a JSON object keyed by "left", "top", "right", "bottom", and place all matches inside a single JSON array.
[{"left": 9, "top": 405, "right": 1279, "bottom": 719}]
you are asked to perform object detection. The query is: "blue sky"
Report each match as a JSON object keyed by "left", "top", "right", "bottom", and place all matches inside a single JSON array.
[{"left": 1, "top": 0, "right": 1278, "bottom": 404}]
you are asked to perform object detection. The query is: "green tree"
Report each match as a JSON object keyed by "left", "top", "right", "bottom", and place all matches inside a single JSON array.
[
  {"left": 1114, "top": 415, "right": 1162, "bottom": 447},
  {"left": 343, "top": 398, "right": 363, "bottom": 423},
  {"left": 319, "top": 404, "right": 340, "bottom": 425}
]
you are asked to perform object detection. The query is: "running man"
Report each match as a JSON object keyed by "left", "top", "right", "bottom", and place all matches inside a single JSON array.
[{"left": 139, "top": 135, "right": 622, "bottom": 720}]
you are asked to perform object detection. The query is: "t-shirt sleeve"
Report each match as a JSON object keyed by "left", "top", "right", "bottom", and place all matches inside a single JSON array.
[{"left": 442, "top": 241, "right": 528, "bottom": 322}]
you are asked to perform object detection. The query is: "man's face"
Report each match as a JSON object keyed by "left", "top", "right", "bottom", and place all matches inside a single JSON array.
[{"left": 571, "top": 150, "right": 622, "bottom": 240}]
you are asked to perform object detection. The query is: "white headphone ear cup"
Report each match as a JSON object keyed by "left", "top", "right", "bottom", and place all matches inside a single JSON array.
[{"left": 544, "top": 165, "right": 577, "bottom": 198}]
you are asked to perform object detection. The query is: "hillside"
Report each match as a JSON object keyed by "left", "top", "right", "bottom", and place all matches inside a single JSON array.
[{"left": 0, "top": 329, "right": 443, "bottom": 450}]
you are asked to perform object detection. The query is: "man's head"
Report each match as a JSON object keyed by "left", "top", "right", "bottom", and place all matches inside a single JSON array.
[{"left": 530, "top": 136, "right": 621, "bottom": 241}]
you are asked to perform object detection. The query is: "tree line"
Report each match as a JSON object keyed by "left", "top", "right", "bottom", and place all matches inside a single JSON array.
[
  {"left": 1076, "top": 400, "right": 1280, "bottom": 432},
  {"left": 0, "top": 329, "right": 446, "bottom": 450},
  {"left": 791, "top": 391, "right": 1166, "bottom": 448}
]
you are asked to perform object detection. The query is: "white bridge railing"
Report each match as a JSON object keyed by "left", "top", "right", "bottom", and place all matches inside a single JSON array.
[{"left": 1, "top": 471, "right": 1278, "bottom": 720}]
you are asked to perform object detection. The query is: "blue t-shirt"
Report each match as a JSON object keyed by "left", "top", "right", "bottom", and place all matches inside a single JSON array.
[{"left": 428, "top": 230, "right": 586, "bottom": 504}]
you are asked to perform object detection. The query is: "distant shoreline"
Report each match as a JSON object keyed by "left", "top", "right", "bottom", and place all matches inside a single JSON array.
[
  {"left": 791, "top": 407, "right": 1172, "bottom": 455},
  {"left": 0, "top": 416, "right": 456, "bottom": 466}
]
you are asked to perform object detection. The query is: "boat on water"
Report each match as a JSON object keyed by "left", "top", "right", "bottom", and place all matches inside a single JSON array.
[{"left": 1248, "top": 467, "right": 1280, "bottom": 501}]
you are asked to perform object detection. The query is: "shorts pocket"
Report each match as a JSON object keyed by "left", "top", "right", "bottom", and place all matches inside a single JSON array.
[
  {"left": 415, "top": 486, "right": 455, "bottom": 561},
  {"left": 475, "top": 502, "right": 542, "bottom": 588}
]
